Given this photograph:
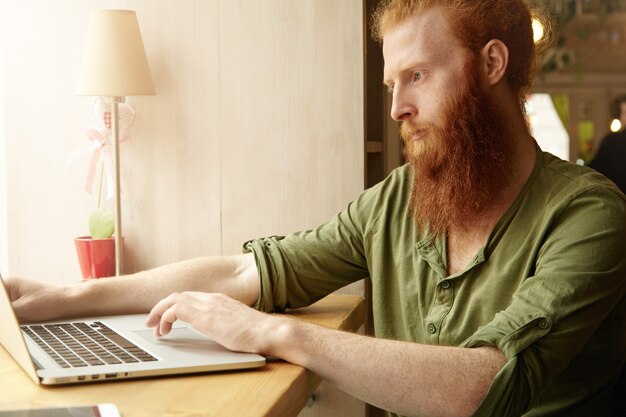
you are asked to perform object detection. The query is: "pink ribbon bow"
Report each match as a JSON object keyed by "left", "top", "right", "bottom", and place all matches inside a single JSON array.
[{"left": 67, "top": 98, "right": 135, "bottom": 200}]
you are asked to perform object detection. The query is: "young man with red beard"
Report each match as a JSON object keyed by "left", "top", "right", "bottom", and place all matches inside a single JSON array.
[{"left": 6, "top": 1, "right": 626, "bottom": 416}]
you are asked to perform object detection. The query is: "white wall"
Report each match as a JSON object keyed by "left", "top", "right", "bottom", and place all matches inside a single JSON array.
[{"left": 0, "top": 0, "right": 364, "bottom": 283}]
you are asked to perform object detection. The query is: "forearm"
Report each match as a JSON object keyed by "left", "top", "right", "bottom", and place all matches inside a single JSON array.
[
  {"left": 74, "top": 254, "right": 259, "bottom": 315},
  {"left": 267, "top": 319, "right": 506, "bottom": 417},
  {"left": 59, "top": 254, "right": 259, "bottom": 318}
]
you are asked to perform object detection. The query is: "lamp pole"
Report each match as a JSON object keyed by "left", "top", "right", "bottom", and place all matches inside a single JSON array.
[{"left": 110, "top": 96, "right": 123, "bottom": 276}]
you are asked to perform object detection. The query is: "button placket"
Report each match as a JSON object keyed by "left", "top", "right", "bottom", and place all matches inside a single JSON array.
[{"left": 425, "top": 278, "right": 456, "bottom": 342}]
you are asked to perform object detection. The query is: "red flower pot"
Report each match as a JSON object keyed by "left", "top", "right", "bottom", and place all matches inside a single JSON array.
[{"left": 74, "top": 236, "right": 120, "bottom": 279}]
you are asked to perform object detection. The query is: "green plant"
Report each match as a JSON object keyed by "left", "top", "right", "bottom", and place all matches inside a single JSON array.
[
  {"left": 89, "top": 208, "right": 114, "bottom": 239},
  {"left": 89, "top": 163, "right": 115, "bottom": 239}
]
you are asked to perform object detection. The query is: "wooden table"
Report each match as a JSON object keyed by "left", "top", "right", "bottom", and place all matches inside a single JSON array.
[{"left": 0, "top": 295, "right": 365, "bottom": 417}]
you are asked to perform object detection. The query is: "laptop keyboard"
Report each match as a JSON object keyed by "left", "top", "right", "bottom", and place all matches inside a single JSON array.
[{"left": 22, "top": 321, "right": 158, "bottom": 368}]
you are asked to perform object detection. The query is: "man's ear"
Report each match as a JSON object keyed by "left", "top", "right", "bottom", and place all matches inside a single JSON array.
[{"left": 480, "top": 39, "right": 509, "bottom": 86}]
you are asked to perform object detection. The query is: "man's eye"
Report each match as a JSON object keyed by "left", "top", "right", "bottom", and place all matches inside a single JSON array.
[
  {"left": 386, "top": 85, "right": 394, "bottom": 94},
  {"left": 413, "top": 72, "right": 422, "bottom": 82}
]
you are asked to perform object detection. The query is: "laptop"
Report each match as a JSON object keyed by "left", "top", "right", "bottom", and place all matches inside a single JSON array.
[{"left": 0, "top": 275, "right": 265, "bottom": 385}]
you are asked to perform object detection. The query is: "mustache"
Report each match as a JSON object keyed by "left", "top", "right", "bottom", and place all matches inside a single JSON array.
[
  {"left": 400, "top": 121, "right": 436, "bottom": 141},
  {"left": 401, "top": 121, "right": 426, "bottom": 134}
]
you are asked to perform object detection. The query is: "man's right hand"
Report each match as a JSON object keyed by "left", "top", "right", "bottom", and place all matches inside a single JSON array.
[{"left": 4, "top": 277, "right": 67, "bottom": 323}]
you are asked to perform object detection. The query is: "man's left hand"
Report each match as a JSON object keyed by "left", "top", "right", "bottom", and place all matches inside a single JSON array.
[{"left": 146, "top": 291, "right": 279, "bottom": 355}]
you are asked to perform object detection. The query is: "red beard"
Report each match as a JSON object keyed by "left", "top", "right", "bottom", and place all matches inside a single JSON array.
[{"left": 402, "top": 58, "right": 516, "bottom": 235}]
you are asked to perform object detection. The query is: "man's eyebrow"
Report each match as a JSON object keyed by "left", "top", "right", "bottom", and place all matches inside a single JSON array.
[{"left": 383, "top": 59, "right": 430, "bottom": 87}]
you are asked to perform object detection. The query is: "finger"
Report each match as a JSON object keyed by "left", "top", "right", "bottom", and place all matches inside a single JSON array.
[
  {"left": 158, "top": 303, "right": 200, "bottom": 337},
  {"left": 146, "top": 292, "right": 187, "bottom": 328},
  {"left": 147, "top": 292, "right": 209, "bottom": 335},
  {"left": 147, "top": 291, "right": 222, "bottom": 329},
  {"left": 12, "top": 298, "right": 31, "bottom": 323},
  {"left": 5, "top": 277, "right": 26, "bottom": 302},
  {"left": 158, "top": 304, "right": 178, "bottom": 336}
]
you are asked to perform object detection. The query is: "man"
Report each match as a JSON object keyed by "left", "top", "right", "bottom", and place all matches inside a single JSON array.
[
  {"left": 6, "top": 1, "right": 626, "bottom": 416},
  {"left": 589, "top": 95, "right": 626, "bottom": 194}
]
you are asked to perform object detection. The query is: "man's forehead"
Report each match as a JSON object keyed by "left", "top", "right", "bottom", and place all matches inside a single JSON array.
[{"left": 382, "top": 7, "right": 462, "bottom": 78}]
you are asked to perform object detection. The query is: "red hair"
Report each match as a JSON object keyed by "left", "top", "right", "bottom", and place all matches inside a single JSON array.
[{"left": 371, "top": 0, "right": 552, "bottom": 102}]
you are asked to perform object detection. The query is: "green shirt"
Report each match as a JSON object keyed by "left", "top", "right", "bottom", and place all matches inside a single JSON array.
[{"left": 244, "top": 150, "right": 626, "bottom": 417}]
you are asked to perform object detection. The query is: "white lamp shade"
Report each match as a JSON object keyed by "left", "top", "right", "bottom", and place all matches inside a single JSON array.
[{"left": 77, "top": 10, "right": 155, "bottom": 96}]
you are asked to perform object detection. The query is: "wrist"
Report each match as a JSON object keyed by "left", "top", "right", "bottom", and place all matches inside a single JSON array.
[
  {"left": 61, "top": 279, "right": 97, "bottom": 318},
  {"left": 259, "top": 315, "right": 317, "bottom": 369},
  {"left": 59, "top": 282, "right": 82, "bottom": 318},
  {"left": 259, "top": 315, "right": 298, "bottom": 359}
]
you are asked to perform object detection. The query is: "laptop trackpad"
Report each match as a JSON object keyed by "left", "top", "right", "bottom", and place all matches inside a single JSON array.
[{"left": 134, "top": 328, "right": 225, "bottom": 353}]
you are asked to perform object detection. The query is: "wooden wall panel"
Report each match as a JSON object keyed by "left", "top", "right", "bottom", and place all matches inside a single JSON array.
[
  {"left": 1, "top": 0, "right": 97, "bottom": 282},
  {"left": 0, "top": 0, "right": 223, "bottom": 280},
  {"left": 0, "top": 8, "right": 7, "bottom": 277},
  {"left": 122, "top": 0, "right": 222, "bottom": 271},
  {"left": 219, "top": 0, "right": 365, "bottom": 253}
]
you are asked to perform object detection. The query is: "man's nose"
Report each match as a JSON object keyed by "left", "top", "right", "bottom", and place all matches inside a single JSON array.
[{"left": 390, "top": 88, "right": 416, "bottom": 122}]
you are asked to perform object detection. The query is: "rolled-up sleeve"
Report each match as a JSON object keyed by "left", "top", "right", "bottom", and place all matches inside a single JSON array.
[
  {"left": 243, "top": 198, "right": 371, "bottom": 312},
  {"left": 463, "top": 186, "right": 626, "bottom": 416}
]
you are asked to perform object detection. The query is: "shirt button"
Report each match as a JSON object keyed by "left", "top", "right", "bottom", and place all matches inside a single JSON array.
[
  {"left": 538, "top": 319, "right": 550, "bottom": 330},
  {"left": 440, "top": 280, "right": 451, "bottom": 289},
  {"left": 427, "top": 323, "right": 437, "bottom": 334}
]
